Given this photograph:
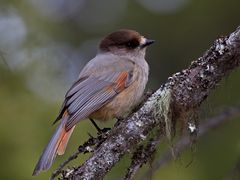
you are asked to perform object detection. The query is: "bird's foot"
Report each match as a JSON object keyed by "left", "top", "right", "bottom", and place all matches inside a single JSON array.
[
  {"left": 89, "top": 118, "right": 111, "bottom": 135},
  {"left": 114, "top": 116, "right": 124, "bottom": 127},
  {"left": 97, "top": 127, "right": 111, "bottom": 135}
]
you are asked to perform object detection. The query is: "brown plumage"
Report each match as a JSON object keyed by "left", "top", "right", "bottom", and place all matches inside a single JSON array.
[{"left": 99, "top": 29, "right": 142, "bottom": 52}]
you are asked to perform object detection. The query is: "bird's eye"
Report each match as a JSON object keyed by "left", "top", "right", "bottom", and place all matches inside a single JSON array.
[{"left": 126, "top": 41, "right": 139, "bottom": 49}]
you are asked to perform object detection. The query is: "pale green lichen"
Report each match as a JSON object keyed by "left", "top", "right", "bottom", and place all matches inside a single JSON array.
[
  {"left": 160, "top": 89, "right": 173, "bottom": 140},
  {"left": 188, "top": 122, "right": 197, "bottom": 133},
  {"left": 215, "top": 43, "right": 225, "bottom": 55},
  {"left": 153, "top": 88, "right": 173, "bottom": 140}
]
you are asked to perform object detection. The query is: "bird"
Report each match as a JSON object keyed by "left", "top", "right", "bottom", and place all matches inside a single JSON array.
[{"left": 32, "top": 29, "right": 154, "bottom": 176}]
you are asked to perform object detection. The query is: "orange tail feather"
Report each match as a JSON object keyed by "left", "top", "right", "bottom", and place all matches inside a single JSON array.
[
  {"left": 57, "top": 126, "right": 75, "bottom": 155},
  {"left": 33, "top": 114, "right": 74, "bottom": 176}
]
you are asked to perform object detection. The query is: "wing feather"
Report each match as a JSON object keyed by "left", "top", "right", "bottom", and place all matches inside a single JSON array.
[
  {"left": 54, "top": 60, "right": 135, "bottom": 130},
  {"left": 65, "top": 88, "right": 116, "bottom": 130}
]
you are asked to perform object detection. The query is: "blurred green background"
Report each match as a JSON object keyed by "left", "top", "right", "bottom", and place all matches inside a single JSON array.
[{"left": 0, "top": 0, "right": 239, "bottom": 179}]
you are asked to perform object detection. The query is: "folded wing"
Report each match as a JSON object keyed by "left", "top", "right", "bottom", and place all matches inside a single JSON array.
[{"left": 54, "top": 70, "right": 134, "bottom": 131}]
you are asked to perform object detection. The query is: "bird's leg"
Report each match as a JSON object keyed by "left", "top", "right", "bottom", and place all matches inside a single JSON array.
[
  {"left": 116, "top": 116, "right": 124, "bottom": 121},
  {"left": 116, "top": 116, "right": 124, "bottom": 124},
  {"left": 114, "top": 116, "right": 124, "bottom": 127},
  {"left": 89, "top": 118, "right": 111, "bottom": 134},
  {"left": 90, "top": 118, "right": 102, "bottom": 132}
]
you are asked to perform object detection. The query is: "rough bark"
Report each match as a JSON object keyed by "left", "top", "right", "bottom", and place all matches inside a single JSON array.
[{"left": 56, "top": 26, "right": 240, "bottom": 180}]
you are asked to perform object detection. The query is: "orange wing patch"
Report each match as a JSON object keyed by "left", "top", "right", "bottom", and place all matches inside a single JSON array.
[
  {"left": 114, "top": 71, "right": 128, "bottom": 92},
  {"left": 105, "top": 71, "right": 128, "bottom": 93}
]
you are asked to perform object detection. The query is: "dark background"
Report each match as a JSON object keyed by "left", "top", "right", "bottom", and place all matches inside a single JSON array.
[{"left": 0, "top": 0, "right": 239, "bottom": 179}]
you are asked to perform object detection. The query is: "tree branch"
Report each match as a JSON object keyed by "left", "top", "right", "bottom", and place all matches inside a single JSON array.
[{"left": 55, "top": 26, "right": 240, "bottom": 180}]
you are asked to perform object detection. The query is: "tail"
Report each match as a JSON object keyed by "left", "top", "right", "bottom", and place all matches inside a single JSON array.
[{"left": 32, "top": 115, "right": 75, "bottom": 176}]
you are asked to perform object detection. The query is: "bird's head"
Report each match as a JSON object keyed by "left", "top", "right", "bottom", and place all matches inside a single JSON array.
[{"left": 99, "top": 29, "right": 154, "bottom": 58}]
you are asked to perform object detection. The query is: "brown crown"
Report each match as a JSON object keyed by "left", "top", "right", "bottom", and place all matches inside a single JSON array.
[{"left": 99, "top": 29, "right": 142, "bottom": 52}]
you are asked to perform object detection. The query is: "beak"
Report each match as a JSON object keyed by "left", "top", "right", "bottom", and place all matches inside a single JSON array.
[{"left": 140, "top": 39, "right": 155, "bottom": 48}]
